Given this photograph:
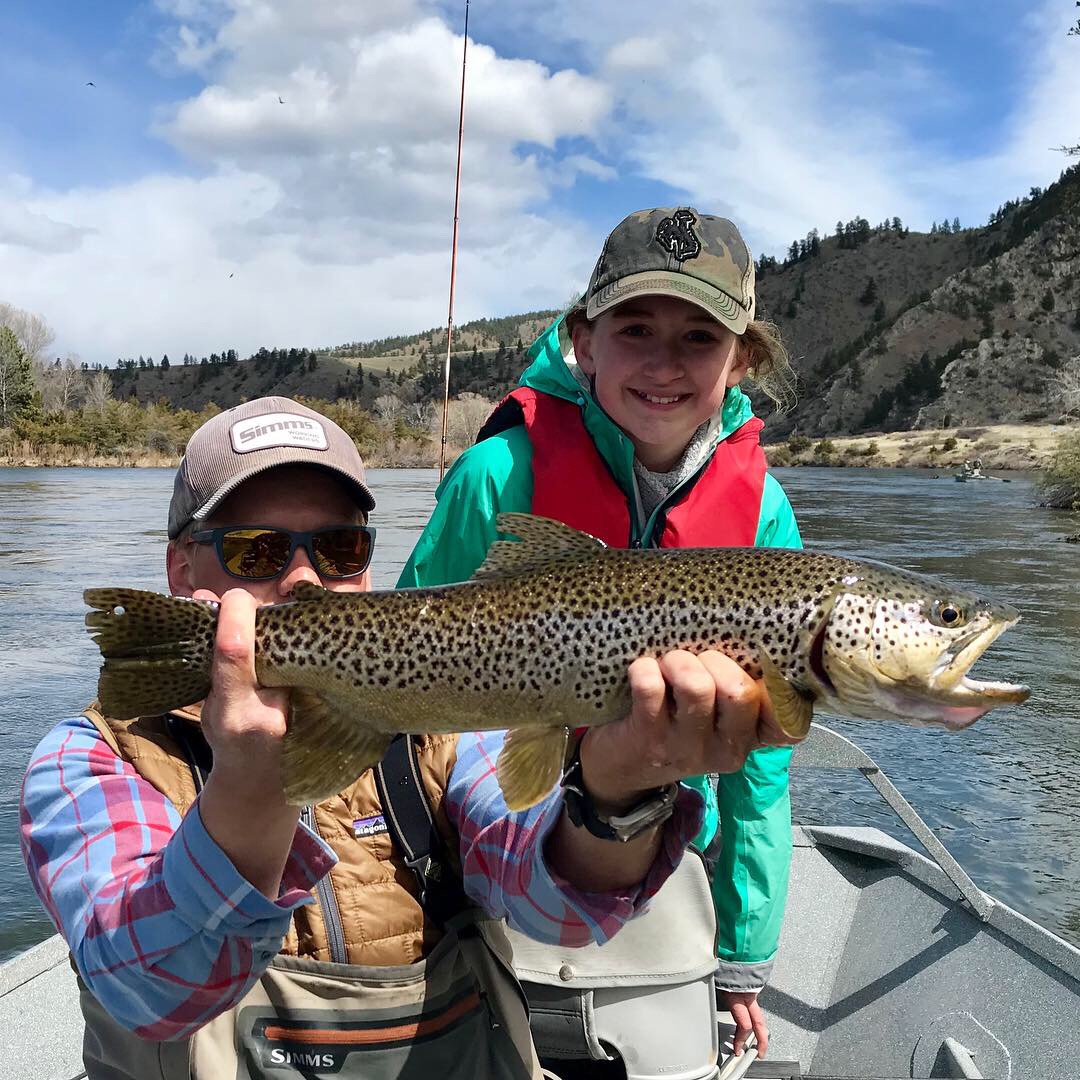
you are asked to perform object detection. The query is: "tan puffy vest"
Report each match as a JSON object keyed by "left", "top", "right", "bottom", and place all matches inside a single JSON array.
[{"left": 84, "top": 705, "right": 460, "bottom": 966}]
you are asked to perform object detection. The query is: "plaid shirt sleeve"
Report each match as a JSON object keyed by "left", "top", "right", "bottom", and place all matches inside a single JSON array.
[
  {"left": 19, "top": 716, "right": 337, "bottom": 1041},
  {"left": 445, "top": 730, "right": 704, "bottom": 947}
]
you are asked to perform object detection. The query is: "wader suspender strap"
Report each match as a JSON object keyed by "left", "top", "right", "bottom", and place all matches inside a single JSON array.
[
  {"left": 166, "top": 714, "right": 212, "bottom": 791},
  {"left": 374, "top": 735, "right": 474, "bottom": 932}
]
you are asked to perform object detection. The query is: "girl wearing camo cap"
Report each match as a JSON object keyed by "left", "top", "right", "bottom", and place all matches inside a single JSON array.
[{"left": 400, "top": 206, "right": 802, "bottom": 1059}]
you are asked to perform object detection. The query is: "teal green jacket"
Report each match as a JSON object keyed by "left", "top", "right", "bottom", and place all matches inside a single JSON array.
[{"left": 398, "top": 318, "right": 803, "bottom": 990}]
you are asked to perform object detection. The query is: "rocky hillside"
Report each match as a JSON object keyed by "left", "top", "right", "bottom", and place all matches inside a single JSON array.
[
  {"left": 756, "top": 163, "right": 1080, "bottom": 437},
  {"left": 107, "top": 166, "right": 1080, "bottom": 436}
]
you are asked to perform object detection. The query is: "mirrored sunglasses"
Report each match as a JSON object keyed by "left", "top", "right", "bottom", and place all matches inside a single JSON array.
[{"left": 189, "top": 524, "right": 375, "bottom": 581}]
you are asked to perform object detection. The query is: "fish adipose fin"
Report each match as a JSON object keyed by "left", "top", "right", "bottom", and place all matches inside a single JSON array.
[
  {"left": 84, "top": 588, "right": 216, "bottom": 719},
  {"left": 759, "top": 652, "right": 814, "bottom": 739},
  {"left": 496, "top": 725, "right": 569, "bottom": 810},
  {"left": 282, "top": 688, "right": 393, "bottom": 805},
  {"left": 473, "top": 513, "right": 606, "bottom": 580}
]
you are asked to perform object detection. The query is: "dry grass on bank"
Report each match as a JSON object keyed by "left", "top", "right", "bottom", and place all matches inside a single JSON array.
[
  {"left": 765, "top": 424, "right": 1070, "bottom": 471},
  {"left": 0, "top": 438, "right": 472, "bottom": 470},
  {"left": 0, "top": 441, "right": 178, "bottom": 468}
]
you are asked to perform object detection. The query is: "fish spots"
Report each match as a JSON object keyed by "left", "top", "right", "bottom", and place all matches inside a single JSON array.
[{"left": 237, "top": 544, "right": 991, "bottom": 743}]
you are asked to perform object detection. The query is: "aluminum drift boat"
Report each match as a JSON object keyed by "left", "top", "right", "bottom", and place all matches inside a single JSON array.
[
  {"left": 511, "top": 724, "right": 1080, "bottom": 1080},
  {"left": 734, "top": 724, "right": 1080, "bottom": 1080},
  {"left": 3, "top": 724, "right": 1079, "bottom": 1080}
]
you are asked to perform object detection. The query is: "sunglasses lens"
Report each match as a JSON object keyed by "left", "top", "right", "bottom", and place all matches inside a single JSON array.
[
  {"left": 220, "top": 529, "right": 292, "bottom": 579},
  {"left": 311, "top": 528, "right": 372, "bottom": 578}
]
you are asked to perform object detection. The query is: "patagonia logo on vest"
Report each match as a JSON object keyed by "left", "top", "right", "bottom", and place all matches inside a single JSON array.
[{"left": 353, "top": 814, "right": 388, "bottom": 839}]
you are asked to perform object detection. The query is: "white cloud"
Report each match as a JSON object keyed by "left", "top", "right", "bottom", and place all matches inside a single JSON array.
[
  {"left": 0, "top": 197, "right": 93, "bottom": 255},
  {"left": 475, "top": 0, "right": 1079, "bottom": 251},
  {"left": 2, "top": 0, "right": 610, "bottom": 363},
  {"left": 1, "top": 0, "right": 1075, "bottom": 365},
  {"left": 0, "top": 169, "right": 595, "bottom": 364}
]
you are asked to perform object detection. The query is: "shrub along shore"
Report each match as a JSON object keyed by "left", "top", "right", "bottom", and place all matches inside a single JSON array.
[{"left": 0, "top": 421, "right": 1072, "bottom": 472}]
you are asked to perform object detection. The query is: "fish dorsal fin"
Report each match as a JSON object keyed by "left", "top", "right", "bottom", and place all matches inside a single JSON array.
[
  {"left": 290, "top": 581, "right": 328, "bottom": 602},
  {"left": 472, "top": 513, "right": 606, "bottom": 581}
]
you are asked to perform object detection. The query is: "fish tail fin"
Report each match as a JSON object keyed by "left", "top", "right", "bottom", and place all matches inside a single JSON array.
[{"left": 84, "top": 588, "right": 217, "bottom": 719}]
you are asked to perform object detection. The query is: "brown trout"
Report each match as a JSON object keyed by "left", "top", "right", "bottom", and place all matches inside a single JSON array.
[{"left": 84, "top": 513, "right": 1029, "bottom": 810}]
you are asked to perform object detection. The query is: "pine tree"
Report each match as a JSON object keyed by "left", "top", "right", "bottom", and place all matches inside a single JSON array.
[
  {"left": 858, "top": 277, "right": 879, "bottom": 306},
  {"left": 0, "top": 325, "right": 40, "bottom": 425}
]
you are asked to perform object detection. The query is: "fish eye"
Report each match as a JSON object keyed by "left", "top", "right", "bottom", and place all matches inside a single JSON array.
[{"left": 932, "top": 600, "right": 966, "bottom": 627}]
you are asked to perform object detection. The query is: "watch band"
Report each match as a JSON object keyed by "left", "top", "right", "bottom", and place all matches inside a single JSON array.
[{"left": 561, "top": 737, "right": 678, "bottom": 843}]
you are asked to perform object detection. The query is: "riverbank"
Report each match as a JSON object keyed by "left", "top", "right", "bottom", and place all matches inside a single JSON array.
[
  {"left": 764, "top": 423, "right": 1069, "bottom": 471},
  {"left": 1, "top": 423, "right": 1072, "bottom": 471},
  {"left": 0, "top": 438, "right": 455, "bottom": 469}
]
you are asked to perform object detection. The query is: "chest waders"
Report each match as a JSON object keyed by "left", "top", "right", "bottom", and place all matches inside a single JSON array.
[{"left": 78, "top": 723, "right": 542, "bottom": 1080}]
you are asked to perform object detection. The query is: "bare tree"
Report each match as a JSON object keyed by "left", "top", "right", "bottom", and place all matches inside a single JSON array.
[
  {"left": 373, "top": 393, "right": 403, "bottom": 425},
  {"left": 84, "top": 369, "right": 113, "bottom": 415},
  {"left": 408, "top": 399, "right": 436, "bottom": 429},
  {"left": 41, "top": 355, "right": 84, "bottom": 412},
  {"left": 1052, "top": 356, "right": 1080, "bottom": 419},
  {"left": 445, "top": 393, "right": 493, "bottom": 448},
  {"left": 0, "top": 303, "right": 55, "bottom": 366}
]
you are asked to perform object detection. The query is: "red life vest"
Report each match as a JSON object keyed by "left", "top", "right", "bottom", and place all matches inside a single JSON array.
[{"left": 481, "top": 387, "right": 766, "bottom": 549}]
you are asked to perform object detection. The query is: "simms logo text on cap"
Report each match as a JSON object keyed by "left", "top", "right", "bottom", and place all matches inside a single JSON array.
[
  {"left": 230, "top": 412, "right": 330, "bottom": 454},
  {"left": 655, "top": 210, "right": 702, "bottom": 261}
]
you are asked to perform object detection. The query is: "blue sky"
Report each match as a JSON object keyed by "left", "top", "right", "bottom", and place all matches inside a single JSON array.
[{"left": 1, "top": 0, "right": 1076, "bottom": 363}]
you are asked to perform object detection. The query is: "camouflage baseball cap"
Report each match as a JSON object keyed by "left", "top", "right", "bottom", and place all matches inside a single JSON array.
[
  {"left": 167, "top": 396, "right": 375, "bottom": 538},
  {"left": 585, "top": 207, "right": 755, "bottom": 334}
]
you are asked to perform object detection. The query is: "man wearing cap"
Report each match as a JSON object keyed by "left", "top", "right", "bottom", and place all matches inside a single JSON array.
[
  {"left": 21, "top": 394, "right": 779, "bottom": 1079},
  {"left": 400, "top": 207, "right": 805, "bottom": 1057}
]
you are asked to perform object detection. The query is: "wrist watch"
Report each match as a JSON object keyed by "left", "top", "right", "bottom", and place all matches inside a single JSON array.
[{"left": 561, "top": 737, "right": 679, "bottom": 843}]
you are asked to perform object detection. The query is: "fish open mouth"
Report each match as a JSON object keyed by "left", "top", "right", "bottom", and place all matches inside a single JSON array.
[
  {"left": 894, "top": 614, "right": 1030, "bottom": 728},
  {"left": 822, "top": 606, "right": 1030, "bottom": 729}
]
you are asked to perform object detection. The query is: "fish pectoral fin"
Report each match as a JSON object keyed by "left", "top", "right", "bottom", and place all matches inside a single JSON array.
[
  {"left": 759, "top": 652, "right": 814, "bottom": 739},
  {"left": 473, "top": 514, "right": 605, "bottom": 580},
  {"left": 289, "top": 581, "right": 328, "bottom": 602},
  {"left": 282, "top": 688, "right": 392, "bottom": 805},
  {"left": 496, "top": 725, "right": 569, "bottom": 811}
]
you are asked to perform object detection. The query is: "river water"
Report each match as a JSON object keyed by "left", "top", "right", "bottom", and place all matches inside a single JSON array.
[{"left": 0, "top": 465, "right": 1077, "bottom": 963}]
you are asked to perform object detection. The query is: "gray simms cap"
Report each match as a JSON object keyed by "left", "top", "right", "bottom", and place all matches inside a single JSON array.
[
  {"left": 168, "top": 396, "right": 375, "bottom": 539},
  {"left": 585, "top": 207, "right": 755, "bottom": 334}
]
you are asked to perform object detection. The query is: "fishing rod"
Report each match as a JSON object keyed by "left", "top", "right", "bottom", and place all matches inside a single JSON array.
[{"left": 438, "top": 0, "right": 470, "bottom": 480}]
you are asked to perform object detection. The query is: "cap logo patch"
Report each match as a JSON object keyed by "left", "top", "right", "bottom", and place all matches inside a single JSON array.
[
  {"left": 655, "top": 210, "right": 702, "bottom": 261},
  {"left": 230, "top": 412, "right": 329, "bottom": 454}
]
